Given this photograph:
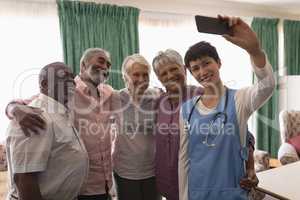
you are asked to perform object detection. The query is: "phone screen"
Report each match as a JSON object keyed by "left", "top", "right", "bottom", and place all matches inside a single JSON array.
[{"left": 195, "top": 15, "right": 232, "bottom": 35}]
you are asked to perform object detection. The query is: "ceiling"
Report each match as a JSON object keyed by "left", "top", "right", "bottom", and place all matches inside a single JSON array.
[
  {"left": 16, "top": 0, "right": 300, "bottom": 19},
  {"left": 226, "top": 0, "right": 300, "bottom": 16},
  {"left": 96, "top": 0, "right": 300, "bottom": 19}
]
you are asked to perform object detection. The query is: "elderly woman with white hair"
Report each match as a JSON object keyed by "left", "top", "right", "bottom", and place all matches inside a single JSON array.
[
  {"left": 111, "top": 54, "right": 161, "bottom": 200},
  {"left": 152, "top": 49, "right": 203, "bottom": 200}
]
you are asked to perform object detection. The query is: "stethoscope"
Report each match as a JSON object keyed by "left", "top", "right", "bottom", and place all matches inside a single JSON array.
[{"left": 186, "top": 88, "right": 228, "bottom": 147}]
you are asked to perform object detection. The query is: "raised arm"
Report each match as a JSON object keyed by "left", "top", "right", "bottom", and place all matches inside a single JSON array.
[
  {"left": 219, "top": 16, "right": 269, "bottom": 190},
  {"left": 220, "top": 16, "right": 275, "bottom": 117}
]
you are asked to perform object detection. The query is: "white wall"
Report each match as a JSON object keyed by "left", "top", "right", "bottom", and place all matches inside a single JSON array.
[
  {"left": 279, "top": 76, "right": 300, "bottom": 111},
  {"left": 0, "top": 1, "right": 62, "bottom": 142}
]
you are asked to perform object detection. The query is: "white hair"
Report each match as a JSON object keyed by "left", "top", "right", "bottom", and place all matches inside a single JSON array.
[
  {"left": 80, "top": 48, "right": 111, "bottom": 74},
  {"left": 121, "top": 54, "right": 151, "bottom": 81},
  {"left": 152, "top": 49, "right": 183, "bottom": 74}
]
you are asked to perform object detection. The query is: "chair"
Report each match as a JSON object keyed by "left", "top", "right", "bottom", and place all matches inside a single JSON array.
[
  {"left": 254, "top": 150, "right": 270, "bottom": 172},
  {"left": 278, "top": 110, "right": 300, "bottom": 165}
]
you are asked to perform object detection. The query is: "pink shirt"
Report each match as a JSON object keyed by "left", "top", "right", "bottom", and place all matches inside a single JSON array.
[{"left": 74, "top": 76, "right": 113, "bottom": 195}]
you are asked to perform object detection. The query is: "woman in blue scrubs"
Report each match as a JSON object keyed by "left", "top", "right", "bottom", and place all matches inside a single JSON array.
[{"left": 178, "top": 16, "right": 275, "bottom": 200}]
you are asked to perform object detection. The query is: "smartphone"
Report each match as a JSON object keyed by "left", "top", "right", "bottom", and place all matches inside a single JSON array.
[{"left": 195, "top": 15, "right": 232, "bottom": 35}]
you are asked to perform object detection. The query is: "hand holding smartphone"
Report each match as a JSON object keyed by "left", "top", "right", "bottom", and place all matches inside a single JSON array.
[{"left": 195, "top": 15, "right": 232, "bottom": 36}]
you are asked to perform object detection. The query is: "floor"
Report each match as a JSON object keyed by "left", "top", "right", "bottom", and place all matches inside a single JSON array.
[
  {"left": 0, "top": 171, "right": 8, "bottom": 199},
  {"left": 0, "top": 172, "right": 285, "bottom": 200}
]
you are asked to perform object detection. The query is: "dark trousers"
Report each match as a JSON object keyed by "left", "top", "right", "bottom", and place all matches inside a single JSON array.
[
  {"left": 77, "top": 194, "right": 110, "bottom": 200},
  {"left": 114, "top": 172, "right": 161, "bottom": 200}
]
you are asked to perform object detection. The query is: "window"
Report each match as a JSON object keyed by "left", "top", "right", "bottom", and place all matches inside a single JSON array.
[{"left": 0, "top": 2, "right": 62, "bottom": 142}]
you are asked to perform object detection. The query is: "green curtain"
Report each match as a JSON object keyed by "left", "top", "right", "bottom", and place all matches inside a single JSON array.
[
  {"left": 251, "top": 18, "right": 279, "bottom": 157},
  {"left": 284, "top": 20, "right": 300, "bottom": 75},
  {"left": 57, "top": 0, "right": 140, "bottom": 89}
]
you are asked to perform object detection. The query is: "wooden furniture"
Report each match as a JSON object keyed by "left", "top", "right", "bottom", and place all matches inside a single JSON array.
[{"left": 269, "top": 158, "right": 282, "bottom": 168}]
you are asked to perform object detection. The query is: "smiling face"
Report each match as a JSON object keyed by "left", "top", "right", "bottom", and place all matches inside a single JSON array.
[
  {"left": 125, "top": 63, "right": 150, "bottom": 95},
  {"left": 82, "top": 51, "right": 111, "bottom": 85},
  {"left": 156, "top": 62, "right": 186, "bottom": 93},
  {"left": 189, "top": 56, "right": 221, "bottom": 88}
]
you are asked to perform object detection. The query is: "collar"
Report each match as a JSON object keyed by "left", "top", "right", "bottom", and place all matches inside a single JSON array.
[
  {"left": 38, "top": 93, "right": 68, "bottom": 114},
  {"left": 163, "top": 85, "right": 203, "bottom": 105},
  {"left": 74, "top": 75, "right": 113, "bottom": 99}
]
